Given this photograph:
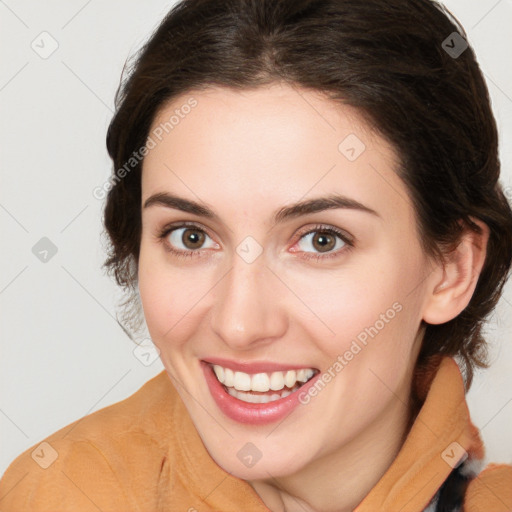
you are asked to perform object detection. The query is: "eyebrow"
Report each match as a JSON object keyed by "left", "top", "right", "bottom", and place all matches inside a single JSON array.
[{"left": 143, "top": 192, "right": 380, "bottom": 224}]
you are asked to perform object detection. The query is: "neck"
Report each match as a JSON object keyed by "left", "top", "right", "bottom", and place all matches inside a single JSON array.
[{"left": 248, "top": 373, "right": 416, "bottom": 512}]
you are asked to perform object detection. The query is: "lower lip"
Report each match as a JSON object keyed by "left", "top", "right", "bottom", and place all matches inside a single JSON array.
[{"left": 201, "top": 361, "right": 320, "bottom": 425}]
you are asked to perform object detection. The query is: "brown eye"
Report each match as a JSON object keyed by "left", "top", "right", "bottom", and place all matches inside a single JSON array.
[
  {"left": 166, "top": 226, "right": 216, "bottom": 252},
  {"left": 296, "top": 228, "right": 348, "bottom": 255}
]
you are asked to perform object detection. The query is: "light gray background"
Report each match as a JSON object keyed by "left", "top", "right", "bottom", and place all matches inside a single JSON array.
[{"left": 1, "top": 0, "right": 511, "bottom": 476}]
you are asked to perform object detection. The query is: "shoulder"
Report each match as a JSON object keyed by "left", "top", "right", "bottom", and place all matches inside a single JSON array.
[
  {"left": 463, "top": 463, "right": 512, "bottom": 512},
  {"left": 0, "top": 370, "right": 177, "bottom": 511}
]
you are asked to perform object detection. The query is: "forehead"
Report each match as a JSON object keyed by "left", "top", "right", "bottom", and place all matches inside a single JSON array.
[{"left": 141, "top": 83, "right": 411, "bottom": 224}]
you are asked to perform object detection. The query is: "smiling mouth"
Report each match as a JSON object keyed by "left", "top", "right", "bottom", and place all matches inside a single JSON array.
[{"left": 209, "top": 363, "right": 319, "bottom": 404}]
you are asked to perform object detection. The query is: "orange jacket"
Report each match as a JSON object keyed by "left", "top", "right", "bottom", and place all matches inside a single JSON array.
[{"left": 0, "top": 357, "right": 511, "bottom": 511}]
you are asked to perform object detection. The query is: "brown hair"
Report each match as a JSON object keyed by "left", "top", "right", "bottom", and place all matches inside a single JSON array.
[{"left": 103, "top": 0, "right": 512, "bottom": 388}]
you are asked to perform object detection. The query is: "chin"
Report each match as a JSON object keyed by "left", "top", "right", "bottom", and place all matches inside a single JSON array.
[{"left": 203, "top": 434, "right": 314, "bottom": 480}]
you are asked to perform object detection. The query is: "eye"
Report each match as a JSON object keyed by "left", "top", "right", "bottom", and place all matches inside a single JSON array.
[
  {"left": 158, "top": 222, "right": 218, "bottom": 259},
  {"left": 292, "top": 224, "right": 353, "bottom": 261}
]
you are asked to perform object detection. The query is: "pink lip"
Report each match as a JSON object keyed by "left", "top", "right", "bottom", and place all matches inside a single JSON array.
[
  {"left": 202, "top": 357, "right": 317, "bottom": 374},
  {"left": 201, "top": 361, "right": 321, "bottom": 425}
]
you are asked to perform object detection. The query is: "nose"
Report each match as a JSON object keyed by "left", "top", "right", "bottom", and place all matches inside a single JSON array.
[{"left": 209, "top": 253, "right": 288, "bottom": 351}]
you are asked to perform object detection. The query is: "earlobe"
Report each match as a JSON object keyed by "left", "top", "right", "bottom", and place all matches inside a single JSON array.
[{"left": 422, "top": 219, "right": 490, "bottom": 325}]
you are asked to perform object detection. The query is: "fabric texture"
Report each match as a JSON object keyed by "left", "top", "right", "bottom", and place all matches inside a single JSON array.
[{"left": 0, "top": 357, "right": 511, "bottom": 511}]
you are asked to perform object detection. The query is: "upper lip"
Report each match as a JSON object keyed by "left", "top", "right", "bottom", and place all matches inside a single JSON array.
[{"left": 202, "top": 357, "right": 318, "bottom": 374}]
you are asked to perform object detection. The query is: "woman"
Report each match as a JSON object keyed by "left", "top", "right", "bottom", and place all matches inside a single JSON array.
[{"left": 1, "top": 0, "right": 511, "bottom": 510}]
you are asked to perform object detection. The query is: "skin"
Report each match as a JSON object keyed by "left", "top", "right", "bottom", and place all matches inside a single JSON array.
[{"left": 137, "top": 82, "right": 488, "bottom": 512}]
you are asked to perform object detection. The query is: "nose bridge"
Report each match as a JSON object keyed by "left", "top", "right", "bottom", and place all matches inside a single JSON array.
[{"left": 210, "top": 250, "right": 286, "bottom": 348}]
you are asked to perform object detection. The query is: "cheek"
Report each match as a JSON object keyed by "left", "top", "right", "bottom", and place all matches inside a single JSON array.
[
  {"left": 298, "top": 251, "right": 424, "bottom": 380},
  {"left": 293, "top": 261, "right": 424, "bottom": 437},
  {"left": 137, "top": 241, "right": 221, "bottom": 352},
  {"left": 291, "top": 258, "right": 410, "bottom": 342},
  {"left": 137, "top": 244, "right": 189, "bottom": 342}
]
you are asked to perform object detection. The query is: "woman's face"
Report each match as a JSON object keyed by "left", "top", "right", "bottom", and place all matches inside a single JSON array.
[{"left": 138, "top": 83, "right": 436, "bottom": 479}]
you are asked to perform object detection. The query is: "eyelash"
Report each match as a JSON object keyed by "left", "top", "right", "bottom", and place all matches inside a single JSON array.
[{"left": 156, "top": 222, "right": 354, "bottom": 262}]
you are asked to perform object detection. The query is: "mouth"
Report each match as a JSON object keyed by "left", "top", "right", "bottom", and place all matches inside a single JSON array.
[
  {"left": 201, "top": 359, "right": 321, "bottom": 424},
  {"left": 210, "top": 364, "right": 319, "bottom": 404}
]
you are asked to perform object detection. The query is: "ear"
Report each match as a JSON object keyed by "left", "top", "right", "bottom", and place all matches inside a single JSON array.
[{"left": 422, "top": 219, "right": 490, "bottom": 325}]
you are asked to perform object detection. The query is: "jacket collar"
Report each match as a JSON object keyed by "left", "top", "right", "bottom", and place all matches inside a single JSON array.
[{"left": 355, "top": 356, "right": 484, "bottom": 511}]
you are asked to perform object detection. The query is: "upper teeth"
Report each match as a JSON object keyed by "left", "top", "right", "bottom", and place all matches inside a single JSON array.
[{"left": 212, "top": 365, "right": 315, "bottom": 392}]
